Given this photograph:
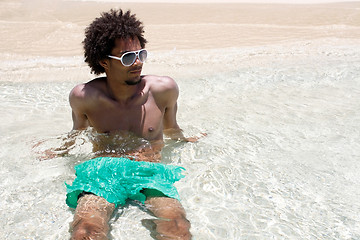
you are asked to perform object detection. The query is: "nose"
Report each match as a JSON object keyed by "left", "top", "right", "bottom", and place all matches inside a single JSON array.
[{"left": 133, "top": 55, "right": 142, "bottom": 66}]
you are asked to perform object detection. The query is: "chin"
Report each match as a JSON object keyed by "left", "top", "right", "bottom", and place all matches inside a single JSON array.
[{"left": 125, "top": 76, "right": 142, "bottom": 86}]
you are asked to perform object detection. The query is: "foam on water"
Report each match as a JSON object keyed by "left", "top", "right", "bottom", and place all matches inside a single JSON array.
[{"left": 1, "top": 38, "right": 360, "bottom": 239}]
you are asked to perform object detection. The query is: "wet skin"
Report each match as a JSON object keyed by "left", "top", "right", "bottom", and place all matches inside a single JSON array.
[{"left": 69, "top": 37, "right": 191, "bottom": 239}]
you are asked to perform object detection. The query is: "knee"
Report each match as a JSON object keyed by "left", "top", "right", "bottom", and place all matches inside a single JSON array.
[
  {"left": 155, "top": 216, "right": 192, "bottom": 240},
  {"left": 173, "top": 217, "right": 191, "bottom": 239},
  {"left": 71, "top": 221, "right": 108, "bottom": 240},
  {"left": 175, "top": 217, "right": 191, "bottom": 231}
]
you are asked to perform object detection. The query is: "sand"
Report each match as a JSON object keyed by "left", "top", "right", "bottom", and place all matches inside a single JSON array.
[
  {"left": 0, "top": 0, "right": 359, "bottom": 56},
  {"left": 1, "top": 1, "right": 360, "bottom": 239}
]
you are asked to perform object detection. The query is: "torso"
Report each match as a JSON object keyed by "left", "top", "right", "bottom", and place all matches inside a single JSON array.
[
  {"left": 72, "top": 75, "right": 170, "bottom": 162},
  {"left": 88, "top": 80, "right": 163, "bottom": 139},
  {"left": 83, "top": 76, "right": 164, "bottom": 138}
]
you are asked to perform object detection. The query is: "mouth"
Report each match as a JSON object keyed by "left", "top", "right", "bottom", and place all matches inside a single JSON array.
[{"left": 129, "top": 67, "right": 142, "bottom": 74}]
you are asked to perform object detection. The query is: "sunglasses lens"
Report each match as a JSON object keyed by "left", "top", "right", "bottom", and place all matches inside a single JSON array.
[
  {"left": 122, "top": 52, "right": 136, "bottom": 66},
  {"left": 118, "top": 50, "right": 147, "bottom": 66},
  {"left": 139, "top": 50, "right": 147, "bottom": 62}
]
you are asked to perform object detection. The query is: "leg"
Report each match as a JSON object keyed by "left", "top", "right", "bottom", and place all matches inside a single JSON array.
[
  {"left": 145, "top": 195, "right": 192, "bottom": 240},
  {"left": 70, "top": 194, "right": 115, "bottom": 240}
]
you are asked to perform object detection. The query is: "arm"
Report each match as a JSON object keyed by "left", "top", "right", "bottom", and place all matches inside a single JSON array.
[
  {"left": 159, "top": 77, "right": 185, "bottom": 140},
  {"left": 35, "top": 84, "right": 90, "bottom": 160},
  {"left": 49, "top": 84, "right": 90, "bottom": 154},
  {"left": 158, "top": 77, "right": 200, "bottom": 142},
  {"left": 163, "top": 102, "right": 188, "bottom": 141},
  {"left": 69, "top": 84, "right": 90, "bottom": 130}
]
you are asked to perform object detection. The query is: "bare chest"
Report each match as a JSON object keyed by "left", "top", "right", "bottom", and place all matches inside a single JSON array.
[{"left": 86, "top": 96, "right": 164, "bottom": 140}]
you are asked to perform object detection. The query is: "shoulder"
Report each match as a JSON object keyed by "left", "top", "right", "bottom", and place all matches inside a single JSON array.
[
  {"left": 70, "top": 77, "right": 106, "bottom": 98},
  {"left": 144, "top": 75, "right": 179, "bottom": 96},
  {"left": 143, "top": 75, "right": 179, "bottom": 108},
  {"left": 69, "top": 77, "right": 107, "bottom": 108}
]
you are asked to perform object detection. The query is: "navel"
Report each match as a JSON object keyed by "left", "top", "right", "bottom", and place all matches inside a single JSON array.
[{"left": 148, "top": 127, "right": 154, "bottom": 132}]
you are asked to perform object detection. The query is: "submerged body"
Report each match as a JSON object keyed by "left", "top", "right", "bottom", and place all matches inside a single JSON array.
[
  {"left": 70, "top": 75, "right": 177, "bottom": 141},
  {"left": 68, "top": 32, "right": 192, "bottom": 239},
  {"left": 70, "top": 75, "right": 179, "bottom": 162},
  {"left": 62, "top": 9, "right": 195, "bottom": 239}
]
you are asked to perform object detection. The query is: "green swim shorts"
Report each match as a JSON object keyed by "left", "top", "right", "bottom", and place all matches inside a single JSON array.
[{"left": 65, "top": 157, "right": 185, "bottom": 208}]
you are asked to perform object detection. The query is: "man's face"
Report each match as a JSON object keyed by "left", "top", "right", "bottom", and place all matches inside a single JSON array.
[{"left": 108, "top": 37, "right": 143, "bottom": 85}]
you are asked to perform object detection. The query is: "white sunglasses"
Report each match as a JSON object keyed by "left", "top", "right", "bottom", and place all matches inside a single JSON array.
[{"left": 107, "top": 49, "right": 147, "bottom": 67}]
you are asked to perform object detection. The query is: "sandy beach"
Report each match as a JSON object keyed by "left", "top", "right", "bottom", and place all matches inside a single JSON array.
[
  {"left": 1, "top": 1, "right": 360, "bottom": 239},
  {"left": 1, "top": 0, "right": 359, "bottom": 56}
]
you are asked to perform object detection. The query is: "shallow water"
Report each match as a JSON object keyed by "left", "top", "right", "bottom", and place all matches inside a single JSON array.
[{"left": 1, "top": 36, "right": 360, "bottom": 239}]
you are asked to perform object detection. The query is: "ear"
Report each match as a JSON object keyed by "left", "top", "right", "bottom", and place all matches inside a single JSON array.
[{"left": 99, "top": 59, "right": 109, "bottom": 70}]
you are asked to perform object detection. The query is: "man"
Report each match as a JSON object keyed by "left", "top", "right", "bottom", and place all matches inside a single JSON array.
[{"left": 65, "top": 9, "right": 195, "bottom": 240}]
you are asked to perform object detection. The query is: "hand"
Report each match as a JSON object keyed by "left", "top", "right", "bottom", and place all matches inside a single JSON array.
[
  {"left": 32, "top": 140, "right": 57, "bottom": 161},
  {"left": 33, "top": 141, "right": 68, "bottom": 161},
  {"left": 33, "top": 131, "right": 78, "bottom": 160},
  {"left": 164, "top": 128, "right": 207, "bottom": 143},
  {"left": 37, "top": 148, "right": 59, "bottom": 161},
  {"left": 184, "top": 133, "right": 207, "bottom": 143}
]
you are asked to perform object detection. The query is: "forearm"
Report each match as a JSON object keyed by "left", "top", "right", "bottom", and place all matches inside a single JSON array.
[
  {"left": 163, "top": 127, "right": 186, "bottom": 141},
  {"left": 36, "top": 130, "right": 80, "bottom": 160}
]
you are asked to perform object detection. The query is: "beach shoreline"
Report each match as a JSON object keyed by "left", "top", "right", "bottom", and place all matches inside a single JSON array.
[
  {"left": 0, "top": 0, "right": 359, "bottom": 57},
  {"left": 1, "top": 1, "right": 360, "bottom": 240}
]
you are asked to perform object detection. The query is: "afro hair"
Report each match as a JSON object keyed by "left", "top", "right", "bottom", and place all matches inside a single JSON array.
[{"left": 83, "top": 9, "right": 147, "bottom": 75}]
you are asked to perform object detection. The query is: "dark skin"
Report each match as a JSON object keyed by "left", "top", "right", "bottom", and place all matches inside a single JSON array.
[
  {"left": 69, "top": 37, "right": 193, "bottom": 240},
  {"left": 71, "top": 38, "right": 178, "bottom": 136},
  {"left": 70, "top": 74, "right": 175, "bottom": 162}
]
